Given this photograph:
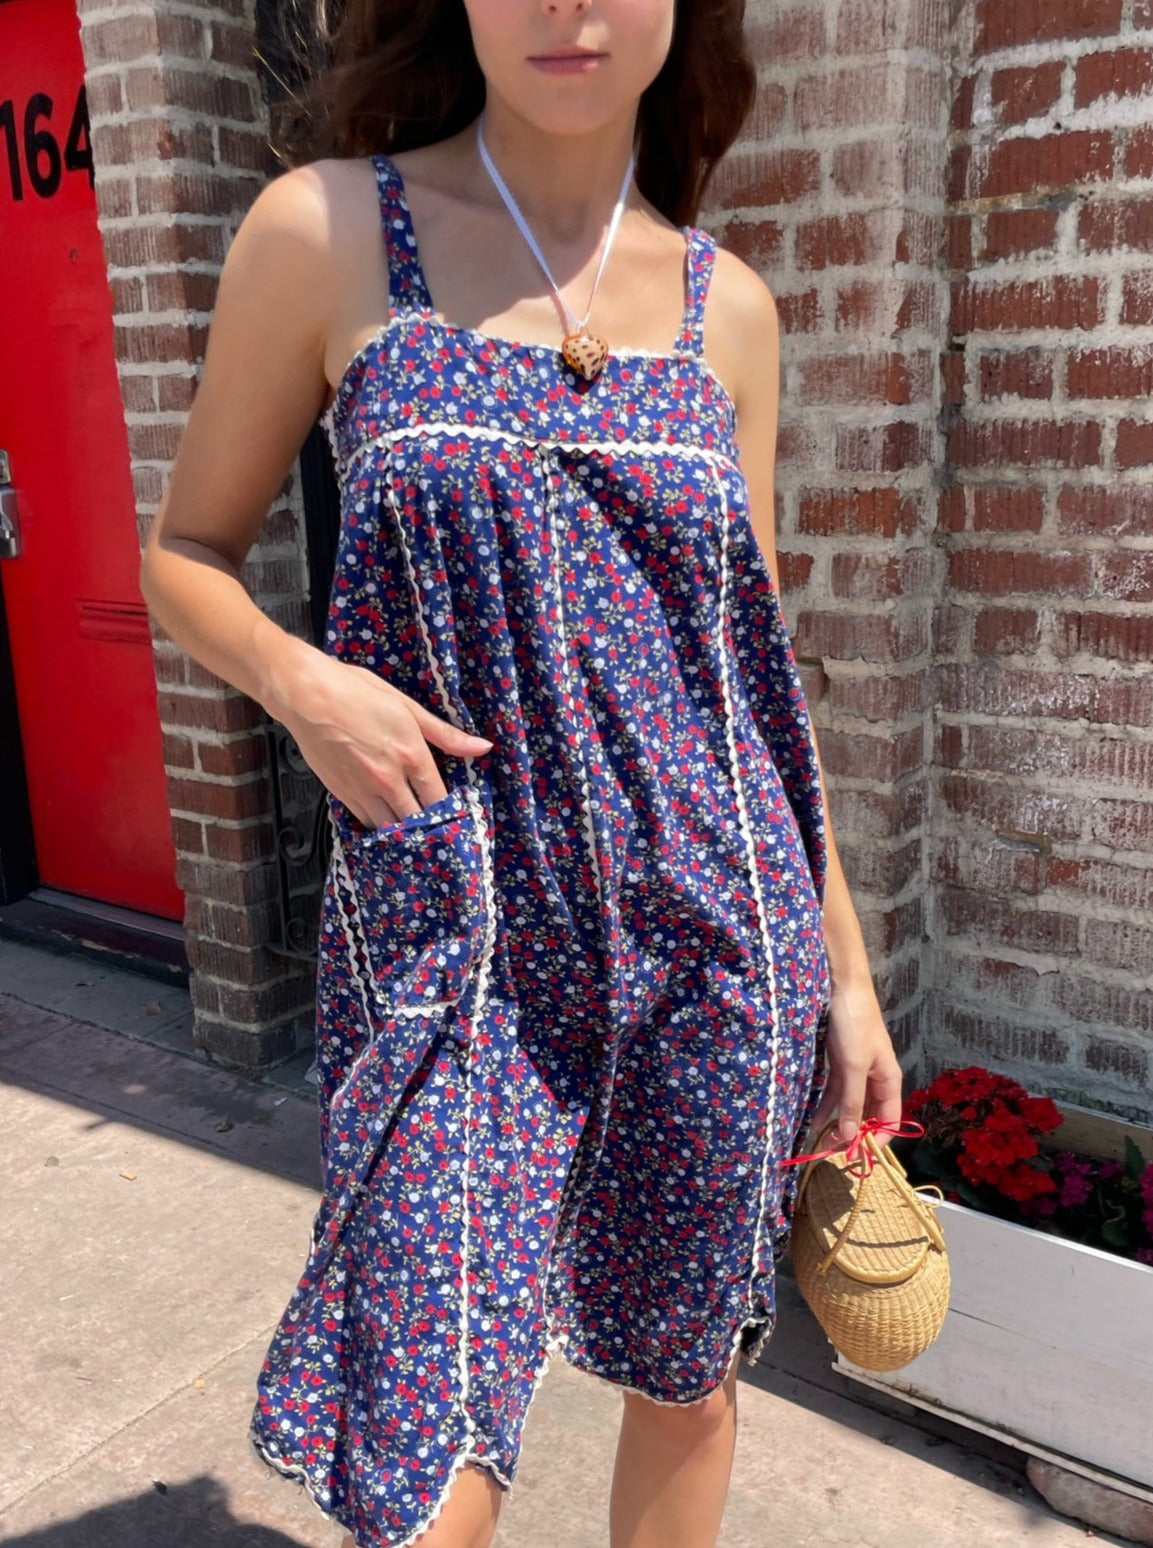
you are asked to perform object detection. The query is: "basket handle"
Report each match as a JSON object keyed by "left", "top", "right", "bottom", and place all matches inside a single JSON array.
[
  {"left": 795, "top": 1122, "right": 948, "bottom": 1276},
  {"left": 869, "top": 1127, "right": 949, "bottom": 1253}
]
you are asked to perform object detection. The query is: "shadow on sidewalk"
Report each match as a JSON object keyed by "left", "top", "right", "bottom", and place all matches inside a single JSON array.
[
  {"left": 1, "top": 1473, "right": 318, "bottom": 1547},
  {"left": 0, "top": 992, "right": 322, "bottom": 1192}
]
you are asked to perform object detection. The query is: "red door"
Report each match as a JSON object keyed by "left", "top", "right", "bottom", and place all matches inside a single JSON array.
[{"left": 0, "top": 0, "right": 183, "bottom": 919}]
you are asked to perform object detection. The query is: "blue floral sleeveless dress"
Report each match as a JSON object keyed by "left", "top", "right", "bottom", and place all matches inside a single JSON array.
[{"left": 249, "top": 152, "right": 832, "bottom": 1548}]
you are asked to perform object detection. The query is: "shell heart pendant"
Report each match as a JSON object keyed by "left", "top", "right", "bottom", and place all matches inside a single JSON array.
[{"left": 562, "top": 330, "right": 609, "bottom": 380}]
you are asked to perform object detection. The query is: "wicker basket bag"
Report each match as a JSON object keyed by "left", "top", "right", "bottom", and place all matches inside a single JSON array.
[{"left": 783, "top": 1116, "right": 951, "bottom": 1372}]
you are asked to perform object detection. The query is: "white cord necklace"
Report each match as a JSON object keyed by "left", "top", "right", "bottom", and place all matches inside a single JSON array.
[{"left": 476, "top": 114, "right": 635, "bottom": 381}]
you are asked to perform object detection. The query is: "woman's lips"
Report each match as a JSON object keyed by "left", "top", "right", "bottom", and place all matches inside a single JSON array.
[{"left": 529, "top": 54, "right": 606, "bottom": 73}]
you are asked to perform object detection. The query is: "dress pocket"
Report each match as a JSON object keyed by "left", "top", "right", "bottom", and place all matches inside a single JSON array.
[{"left": 329, "top": 782, "right": 487, "bottom": 1016}]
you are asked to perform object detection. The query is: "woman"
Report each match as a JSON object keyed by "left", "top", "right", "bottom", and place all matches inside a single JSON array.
[{"left": 140, "top": 1, "right": 904, "bottom": 1545}]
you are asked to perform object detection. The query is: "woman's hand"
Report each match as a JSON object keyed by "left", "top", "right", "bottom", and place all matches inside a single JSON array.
[
  {"left": 138, "top": 157, "right": 505, "bottom": 830},
  {"left": 275, "top": 647, "right": 494, "bottom": 828},
  {"left": 805, "top": 976, "right": 904, "bottom": 1152}
]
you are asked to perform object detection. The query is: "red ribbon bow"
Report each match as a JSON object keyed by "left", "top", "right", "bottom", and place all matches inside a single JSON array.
[{"left": 780, "top": 1116, "right": 926, "bottom": 1179}]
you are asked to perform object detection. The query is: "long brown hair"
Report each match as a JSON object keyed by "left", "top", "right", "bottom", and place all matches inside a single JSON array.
[{"left": 261, "top": 0, "right": 756, "bottom": 227}]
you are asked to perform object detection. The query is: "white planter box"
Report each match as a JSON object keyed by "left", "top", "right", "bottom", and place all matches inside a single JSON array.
[{"left": 834, "top": 1196, "right": 1153, "bottom": 1498}]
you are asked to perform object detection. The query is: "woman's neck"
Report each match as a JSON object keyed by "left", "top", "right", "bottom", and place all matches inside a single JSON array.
[{"left": 470, "top": 107, "right": 639, "bottom": 246}]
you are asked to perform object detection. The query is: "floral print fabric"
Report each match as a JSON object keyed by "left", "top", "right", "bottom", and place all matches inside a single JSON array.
[{"left": 249, "top": 152, "right": 832, "bottom": 1548}]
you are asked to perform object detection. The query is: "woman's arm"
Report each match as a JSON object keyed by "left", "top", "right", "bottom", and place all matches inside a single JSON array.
[
  {"left": 139, "top": 160, "right": 493, "bottom": 827},
  {"left": 716, "top": 253, "right": 904, "bottom": 1146}
]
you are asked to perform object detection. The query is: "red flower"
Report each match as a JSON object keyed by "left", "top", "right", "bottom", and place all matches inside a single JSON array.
[
  {"left": 902, "top": 1063, "right": 1066, "bottom": 1208},
  {"left": 1000, "top": 1163, "right": 1057, "bottom": 1202},
  {"left": 1019, "top": 1094, "right": 1063, "bottom": 1134}
]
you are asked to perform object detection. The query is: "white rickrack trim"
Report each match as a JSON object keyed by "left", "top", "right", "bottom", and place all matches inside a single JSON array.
[
  {"left": 494, "top": 1322, "right": 576, "bottom": 1470},
  {"left": 708, "top": 459, "right": 787, "bottom": 1341},
  {"left": 330, "top": 828, "right": 381, "bottom": 1048},
  {"left": 452, "top": 782, "right": 491, "bottom": 1452},
  {"left": 329, "top": 801, "right": 474, "bottom": 1108},
  {"left": 326, "top": 824, "right": 444, "bottom": 1119},
  {"left": 248, "top": 1431, "right": 358, "bottom": 1541},
  {"left": 251, "top": 1310, "right": 765, "bottom": 1548},
  {"left": 568, "top": 1356, "right": 726, "bottom": 1408},
  {"left": 383, "top": 450, "right": 505, "bottom": 1470},
  {"left": 389, "top": 998, "right": 467, "bottom": 1019},
  {"left": 326, "top": 450, "right": 488, "bottom": 1076},
  {"left": 466, "top": 1451, "right": 514, "bottom": 1491},
  {"left": 251, "top": 1426, "right": 510, "bottom": 1548},
  {"left": 320, "top": 399, "right": 341, "bottom": 461},
  {"left": 388, "top": 1445, "right": 497, "bottom": 1547},
  {"left": 333, "top": 416, "right": 743, "bottom": 490}
]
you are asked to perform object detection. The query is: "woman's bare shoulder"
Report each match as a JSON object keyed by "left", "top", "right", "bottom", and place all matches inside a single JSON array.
[
  {"left": 235, "top": 156, "right": 379, "bottom": 267},
  {"left": 704, "top": 240, "right": 781, "bottom": 414},
  {"left": 230, "top": 157, "right": 395, "bottom": 400},
  {"left": 150, "top": 157, "right": 384, "bottom": 562},
  {"left": 708, "top": 242, "right": 780, "bottom": 343}
]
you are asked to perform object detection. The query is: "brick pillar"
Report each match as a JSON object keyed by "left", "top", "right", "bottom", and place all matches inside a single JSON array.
[
  {"left": 76, "top": 0, "right": 318, "bottom": 1068},
  {"left": 710, "top": 0, "right": 956, "bottom": 1061},
  {"left": 938, "top": 0, "right": 1152, "bottom": 1118}
]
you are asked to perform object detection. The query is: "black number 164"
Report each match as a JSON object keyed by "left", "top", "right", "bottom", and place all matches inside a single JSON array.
[{"left": 0, "top": 85, "right": 93, "bottom": 201}]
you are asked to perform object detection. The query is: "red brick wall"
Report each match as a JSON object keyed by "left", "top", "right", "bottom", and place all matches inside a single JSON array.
[
  {"left": 939, "top": 0, "right": 1152, "bottom": 1115},
  {"left": 77, "top": 0, "right": 318, "bottom": 1067},
  {"left": 716, "top": 0, "right": 1151, "bottom": 1121},
  {"left": 709, "top": 0, "right": 956, "bottom": 1064}
]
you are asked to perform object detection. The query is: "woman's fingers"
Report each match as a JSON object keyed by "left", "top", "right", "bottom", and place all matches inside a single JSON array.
[
  {"left": 376, "top": 763, "right": 448, "bottom": 825},
  {"left": 408, "top": 698, "right": 494, "bottom": 758},
  {"left": 808, "top": 982, "right": 904, "bottom": 1149},
  {"left": 351, "top": 755, "right": 439, "bottom": 829},
  {"left": 283, "top": 658, "right": 496, "bottom": 828},
  {"left": 805, "top": 1085, "right": 842, "bottom": 1147}
]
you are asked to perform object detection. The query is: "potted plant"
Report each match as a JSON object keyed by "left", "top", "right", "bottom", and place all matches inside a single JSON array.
[{"left": 831, "top": 1064, "right": 1153, "bottom": 1498}]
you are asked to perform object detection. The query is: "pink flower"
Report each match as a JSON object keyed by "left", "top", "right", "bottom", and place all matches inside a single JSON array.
[
  {"left": 1139, "top": 1165, "right": 1153, "bottom": 1239},
  {"left": 1020, "top": 1195, "right": 1058, "bottom": 1218},
  {"left": 1059, "top": 1173, "right": 1093, "bottom": 1208}
]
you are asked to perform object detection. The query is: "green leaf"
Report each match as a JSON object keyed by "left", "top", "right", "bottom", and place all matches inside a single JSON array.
[
  {"left": 956, "top": 1178, "right": 987, "bottom": 1209},
  {"left": 1101, "top": 1217, "right": 1129, "bottom": 1248},
  {"left": 909, "top": 1139, "right": 949, "bottom": 1184},
  {"left": 1124, "top": 1135, "right": 1147, "bottom": 1183}
]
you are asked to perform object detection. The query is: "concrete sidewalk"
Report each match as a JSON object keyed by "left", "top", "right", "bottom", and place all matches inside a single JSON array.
[{"left": 0, "top": 939, "right": 1122, "bottom": 1547}]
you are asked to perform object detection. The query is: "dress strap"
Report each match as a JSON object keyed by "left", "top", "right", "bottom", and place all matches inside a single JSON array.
[
  {"left": 673, "top": 225, "right": 717, "bottom": 356},
  {"left": 369, "top": 152, "right": 435, "bottom": 318}
]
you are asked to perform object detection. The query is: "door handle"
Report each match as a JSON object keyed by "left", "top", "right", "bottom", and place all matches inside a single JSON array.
[{"left": 0, "top": 449, "right": 22, "bottom": 558}]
